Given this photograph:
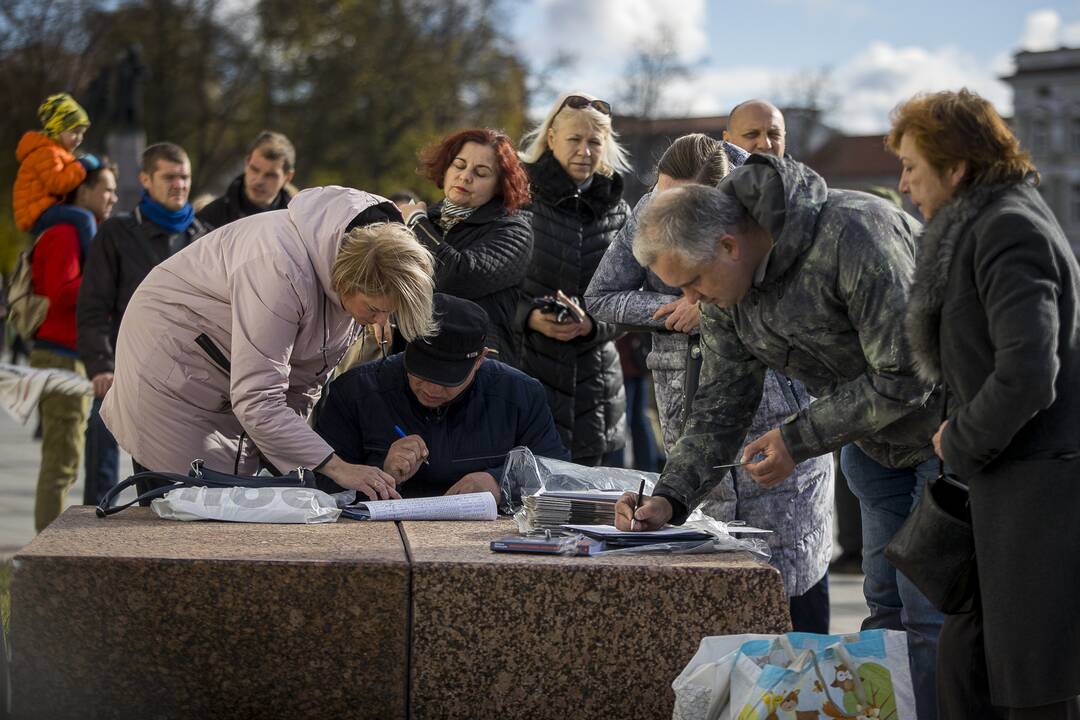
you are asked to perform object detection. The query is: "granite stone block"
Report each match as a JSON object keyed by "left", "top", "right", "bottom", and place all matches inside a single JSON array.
[
  {"left": 11, "top": 508, "right": 409, "bottom": 720},
  {"left": 403, "top": 519, "right": 791, "bottom": 720}
]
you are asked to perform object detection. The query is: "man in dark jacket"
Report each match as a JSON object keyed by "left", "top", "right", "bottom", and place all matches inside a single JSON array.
[
  {"left": 196, "top": 130, "right": 296, "bottom": 230},
  {"left": 315, "top": 295, "right": 568, "bottom": 501},
  {"left": 617, "top": 155, "right": 943, "bottom": 720},
  {"left": 77, "top": 141, "right": 209, "bottom": 489}
]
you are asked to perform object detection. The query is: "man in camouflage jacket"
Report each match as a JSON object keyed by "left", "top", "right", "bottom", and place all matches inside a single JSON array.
[{"left": 617, "top": 154, "right": 943, "bottom": 720}]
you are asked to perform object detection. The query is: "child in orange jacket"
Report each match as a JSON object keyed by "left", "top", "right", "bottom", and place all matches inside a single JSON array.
[{"left": 13, "top": 93, "right": 97, "bottom": 255}]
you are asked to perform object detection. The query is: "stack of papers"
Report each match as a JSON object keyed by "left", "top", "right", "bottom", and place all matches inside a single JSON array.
[{"left": 521, "top": 490, "right": 624, "bottom": 530}]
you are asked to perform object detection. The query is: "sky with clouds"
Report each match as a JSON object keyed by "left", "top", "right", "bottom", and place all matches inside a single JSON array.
[{"left": 506, "top": 0, "right": 1080, "bottom": 134}]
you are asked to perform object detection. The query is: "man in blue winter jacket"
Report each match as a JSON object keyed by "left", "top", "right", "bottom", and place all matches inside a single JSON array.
[{"left": 314, "top": 294, "right": 569, "bottom": 501}]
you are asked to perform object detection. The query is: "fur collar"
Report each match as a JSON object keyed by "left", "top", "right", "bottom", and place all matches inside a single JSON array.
[
  {"left": 526, "top": 150, "right": 624, "bottom": 216},
  {"left": 905, "top": 182, "right": 1015, "bottom": 382}
]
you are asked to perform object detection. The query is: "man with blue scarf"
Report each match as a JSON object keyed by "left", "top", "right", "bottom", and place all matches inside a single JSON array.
[{"left": 77, "top": 142, "right": 209, "bottom": 499}]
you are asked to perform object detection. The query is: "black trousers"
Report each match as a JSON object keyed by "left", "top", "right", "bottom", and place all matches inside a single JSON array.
[
  {"left": 788, "top": 572, "right": 830, "bottom": 634},
  {"left": 938, "top": 580, "right": 1080, "bottom": 719}
]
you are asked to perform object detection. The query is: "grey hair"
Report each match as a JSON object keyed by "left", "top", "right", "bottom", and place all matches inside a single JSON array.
[{"left": 633, "top": 185, "right": 748, "bottom": 267}]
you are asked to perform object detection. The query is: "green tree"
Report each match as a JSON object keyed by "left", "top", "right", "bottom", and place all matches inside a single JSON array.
[
  {"left": 257, "top": 0, "right": 527, "bottom": 198},
  {"left": 0, "top": 0, "right": 529, "bottom": 272}
]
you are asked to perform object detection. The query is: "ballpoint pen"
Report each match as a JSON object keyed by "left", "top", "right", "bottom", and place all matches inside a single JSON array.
[
  {"left": 712, "top": 460, "right": 753, "bottom": 470},
  {"left": 630, "top": 477, "right": 646, "bottom": 532},
  {"left": 393, "top": 424, "right": 429, "bottom": 466}
]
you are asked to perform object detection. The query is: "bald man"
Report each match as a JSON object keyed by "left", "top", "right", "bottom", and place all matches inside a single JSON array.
[{"left": 723, "top": 99, "right": 786, "bottom": 157}]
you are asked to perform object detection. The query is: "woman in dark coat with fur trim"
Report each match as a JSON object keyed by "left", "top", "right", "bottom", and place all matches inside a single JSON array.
[
  {"left": 890, "top": 89, "right": 1080, "bottom": 719},
  {"left": 514, "top": 92, "right": 630, "bottom": 464}
]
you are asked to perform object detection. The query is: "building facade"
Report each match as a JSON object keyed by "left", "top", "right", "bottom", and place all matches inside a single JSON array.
[{"left": 1005, "top": 47, "right": 1080, "bottom": 253}]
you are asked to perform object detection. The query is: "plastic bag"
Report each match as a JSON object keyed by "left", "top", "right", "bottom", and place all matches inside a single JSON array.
[
  {"left": 151, "top": 486, "right": 341, "bottom": 524},
  {"left": 499, "top": 447, "right": 770, "bottom": 558},
  {"left": 672, "top": 629, "right": 915, "bottom": 720}
]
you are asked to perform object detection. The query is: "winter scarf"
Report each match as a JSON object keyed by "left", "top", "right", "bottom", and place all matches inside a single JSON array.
[
  {"left": 905, "top": 178, "right": 1029, "bottom": 383},
  {"left": 436, "top": 199, "right": 476, "bottom": 232},
  {"left": 138, "top": 191, "right": 195, "bottom": 234}
]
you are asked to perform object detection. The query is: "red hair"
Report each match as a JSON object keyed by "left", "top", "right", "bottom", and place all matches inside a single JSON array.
[
  {"left": 886, "top": 89, "right": 1037, "bottom": 188},
  {"left": 418, "top": 128, "right": 531, "bottom": 212}
]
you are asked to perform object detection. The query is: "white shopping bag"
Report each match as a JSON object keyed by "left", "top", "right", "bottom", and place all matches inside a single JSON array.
[
  {"left": 673, "top": 634, "right": 776, "bottom": 720},
  {"left": 673, "top": 630, "right": 915, "bottom": 720},
  {"left": 152, "top": 486, "right": 341, "bottom": 524}
]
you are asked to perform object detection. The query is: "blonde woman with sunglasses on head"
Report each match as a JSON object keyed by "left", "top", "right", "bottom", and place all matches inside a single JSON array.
[{"left": 514, "top": 91, "right": 631, "bottom": 465}]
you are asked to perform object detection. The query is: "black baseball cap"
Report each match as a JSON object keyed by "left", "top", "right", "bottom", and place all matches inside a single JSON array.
[{"left": 405, "top": 294, "right": 490, "bottom": 386}]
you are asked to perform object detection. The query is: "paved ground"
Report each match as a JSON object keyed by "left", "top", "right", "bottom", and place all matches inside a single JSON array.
[{"left": 0, "top": 407, "right": 868, "bottom": 633}]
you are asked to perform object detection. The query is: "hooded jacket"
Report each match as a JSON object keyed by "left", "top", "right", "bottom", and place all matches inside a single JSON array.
[
  {"left": 586, "top": 173, "right": 833, "bottom": 596},
  {"left": 515, "top": 151, "right": 628, "bottom": 460},
  {"left": 13, "top": 131, "right": 87, "bottom": 231},
  {"left": 100, "top": 186, "right": 397, "bottom": 474},
  {"left": 655, "top": 154, "right": 939, "bottom": 523}
]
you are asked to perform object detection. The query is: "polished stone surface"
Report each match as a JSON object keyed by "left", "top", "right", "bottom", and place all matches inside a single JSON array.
[
  {"left": 11, "top": 508, "right": 409, "bottom": 720},
  {"left": 403, "top": 519, "right": 791, "bottom": 720}
]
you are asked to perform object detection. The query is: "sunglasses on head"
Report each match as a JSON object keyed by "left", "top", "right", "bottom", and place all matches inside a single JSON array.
[{"left": 556, "top": 95, "right": 612, "bottom": 116}]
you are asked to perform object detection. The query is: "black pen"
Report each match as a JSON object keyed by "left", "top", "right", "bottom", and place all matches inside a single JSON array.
[{"left": 630, "top": 477, "right": 646, "bottom": 531}]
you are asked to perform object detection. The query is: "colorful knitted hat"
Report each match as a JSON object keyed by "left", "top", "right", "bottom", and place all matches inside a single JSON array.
[{"left": 38, "top": 93, "right": 90, "bottom": 138}]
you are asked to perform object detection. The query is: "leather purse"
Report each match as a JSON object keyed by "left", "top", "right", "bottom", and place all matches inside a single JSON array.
[{"left": 884, "top": 390, "right": 977, "bottom": 614}]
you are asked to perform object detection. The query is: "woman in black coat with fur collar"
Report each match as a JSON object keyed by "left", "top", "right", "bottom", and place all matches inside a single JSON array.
[
  {"left": 890, "top": 89, "right": 1080, "bottom": 719},
  {"left": 513, "top": 92, "right": 630, "bottom": 464}
]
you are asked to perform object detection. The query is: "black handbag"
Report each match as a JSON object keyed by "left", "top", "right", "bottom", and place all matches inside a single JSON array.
[
  {"left": 884, "top": 390, "right": 977, "bottom": 614},
  {"left": 96, "top": 459, "right": 318, "bottom": 517}
]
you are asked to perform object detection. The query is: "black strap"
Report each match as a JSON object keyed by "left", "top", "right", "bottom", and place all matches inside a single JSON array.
[
  {"left": 96, "top": 466, "right": 318, "bottom": 517},
  {"left": 682, "top": 334, "right": 703, "bottom": 435}
]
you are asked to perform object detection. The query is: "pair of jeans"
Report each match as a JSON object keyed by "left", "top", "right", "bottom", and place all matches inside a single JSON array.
[
  {"left": 841, "top": 443, "right": 944, "bottom": 720},
  {"left": 29, "top": 348, "right": 89, "bottom": 532},
  {"left": 624, "top": 377, "right": 661, "bottom": 472},
  {"left": 82, "top": 397, "right": 119, "bottom": 506}
]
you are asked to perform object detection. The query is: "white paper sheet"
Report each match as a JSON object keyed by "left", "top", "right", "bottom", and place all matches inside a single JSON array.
[{"left": 346, "top": 492, "right": 497, "bottom": 521}]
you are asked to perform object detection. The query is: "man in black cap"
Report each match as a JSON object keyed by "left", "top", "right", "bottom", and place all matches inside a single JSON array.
[{"left": 314, "top": 294, "right": 568, "bottom": 500}]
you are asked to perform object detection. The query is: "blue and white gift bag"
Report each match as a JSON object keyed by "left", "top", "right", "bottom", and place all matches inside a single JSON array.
[{"left": 673, "top": 629, "right": 915, "bottom": 720}]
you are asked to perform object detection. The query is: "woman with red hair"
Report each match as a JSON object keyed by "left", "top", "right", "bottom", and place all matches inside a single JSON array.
[{"left": 397, "top": 128, "right": 532, "bottom": 366}]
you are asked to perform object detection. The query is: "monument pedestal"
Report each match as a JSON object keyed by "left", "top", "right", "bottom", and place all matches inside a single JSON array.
[
  {"left": 403, "top": 519, "right": 791, "bottom": 720},
  {"left": 11, "top": 508, "right": 410, "bottom": 720}
]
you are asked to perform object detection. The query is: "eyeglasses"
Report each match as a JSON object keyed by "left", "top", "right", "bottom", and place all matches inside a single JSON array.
[{"left": 556, "top": 95, "right": 612, "bottom": 117}]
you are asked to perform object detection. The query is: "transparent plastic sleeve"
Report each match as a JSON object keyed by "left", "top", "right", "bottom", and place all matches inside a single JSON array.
[{"left": 499, "top": 447, "right": 771, "bottom": 559}]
